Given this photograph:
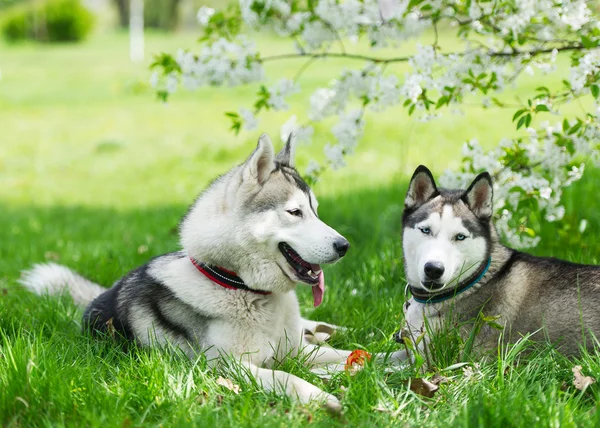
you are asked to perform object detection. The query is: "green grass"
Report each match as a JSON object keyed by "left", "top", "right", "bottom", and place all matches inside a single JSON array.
[{"left": 1, "top": 27, "right": 600, "bottom": 427}]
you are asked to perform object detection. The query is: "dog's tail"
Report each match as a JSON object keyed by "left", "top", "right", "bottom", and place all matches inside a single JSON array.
[{"left": 19, "top": 263, "right": 105, "bottom": 307}]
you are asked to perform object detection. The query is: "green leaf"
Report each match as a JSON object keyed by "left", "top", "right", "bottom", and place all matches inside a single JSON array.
[
  {"left": 488, "top": 322, "right": 504, "bottom": 330},
  {"left": 516, "top": 116, "right": 526, "bottom": 130},
  {"left": 436, "top": 96, "right": 449, "bottom": 109},
  {"left": 581, "top": 35, "right": 597, "bottom": 49},
  {"left": 535, "top": 104, "right": 549, "bottom": 112},
  {"left": 156, "top": 90, "right": 169, "bottom": 103},
  {"left": 512, "top": 109, "right": 527, "bottom": 122},
  {"left": 592, "top": 85, "right": 600, "bottom": 99},
  {"left": 568, "top": 121, "right": 582, "bottom": 135}
]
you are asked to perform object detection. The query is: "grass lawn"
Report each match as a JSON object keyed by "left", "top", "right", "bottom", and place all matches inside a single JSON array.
[{"left": 1, "top": 25, "right": 600, "bottom": 427}]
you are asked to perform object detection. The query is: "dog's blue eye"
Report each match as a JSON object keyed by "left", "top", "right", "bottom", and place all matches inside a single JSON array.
[
  {"left": 419, "top": 227, "right": 431, "bottom": 235},
  {"left": 456, "top": 234, "right": 466, "bottom": 241},
  {"left": 287, "top": 209, "right": 303, "bottom": 218}
]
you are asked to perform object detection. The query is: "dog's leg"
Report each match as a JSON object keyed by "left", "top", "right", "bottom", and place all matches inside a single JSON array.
[
  {"left": 302, "top": 343, "right": 353, "bottom": 365},
  {"left": 305, "top": 344, "right": 410, "bottom": 370},
  {"left": 375, "top": 349, "right": 409, "bottom": 362},
  {"left": 240, "top": 362, "right": 342, "bottom": 413}
]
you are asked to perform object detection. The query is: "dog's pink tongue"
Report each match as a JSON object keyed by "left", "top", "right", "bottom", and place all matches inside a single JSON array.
[{"left": 312, "top": 271, "right": 325, "bottom": 307}]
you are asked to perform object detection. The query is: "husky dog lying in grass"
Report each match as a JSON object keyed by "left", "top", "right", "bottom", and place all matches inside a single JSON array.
[
  {"left": 20, "top": 134, "right": 358, "bottom": 411},
  {"left": 396, "top": 165, "right": 600, "bottom": 360}
]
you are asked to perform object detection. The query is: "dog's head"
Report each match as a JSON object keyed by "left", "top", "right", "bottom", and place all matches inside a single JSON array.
[
  {"left": 180, "top": 134, "right": 349, "bottom": 302},
  {"left": 402, "top": 165, "right": 493, "bottom": 293}
]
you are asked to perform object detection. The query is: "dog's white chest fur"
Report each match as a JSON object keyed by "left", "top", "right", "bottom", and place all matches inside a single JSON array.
[
  {"left": 149, "top": 256, "right": 304, "bottom": 364},
  {"left": 204, "top": 292, "right": 303, "bottom": 365}
]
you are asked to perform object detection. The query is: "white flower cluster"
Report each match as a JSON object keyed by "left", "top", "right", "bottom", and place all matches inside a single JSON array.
[
  {"left": 161, "top": 0, "right": 600, "bottom": 247},
  {"left": 570, "top": 50, "right": 600, "bottom": 93},
  {"left": 280, "top": 115, "right": 313, "bottom": 144},
  {"left": 267, "top": 78, "right": 300, "bottom": 111},
  {"left": 151, "top": 37, "right": 263, "bottom": 94},
  {"left": 439, "top": 120, "right": 600, "bottom": 248},
  {"left": 239, "top": 0, "right": 426, "bottom": 50}
]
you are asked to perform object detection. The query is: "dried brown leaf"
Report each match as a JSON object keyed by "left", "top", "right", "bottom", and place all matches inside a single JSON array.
[
  {"left": 196, "top": 391, "right": 209, "bottom": 405},
  {"left": 44, "top": 251, "right": 60, "bottom": 261},
  {"left": 409, "top": 377, "right": 439, "bottom": 398},
  {"left": 573, "top": 365, "right": 596, "bottom": 391},
  {"left": 216, "top": 376, "right": 240, "bottom": 394},
  {"left": 430, "top": 373, "right": 450, "bottom": 386}
]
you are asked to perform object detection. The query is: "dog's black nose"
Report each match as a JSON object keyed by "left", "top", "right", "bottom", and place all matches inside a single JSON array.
[
  {"left": 424, "top": 262, "right": 445, "bottom": 280},
  {"left": 333, "top": 238, "right": 350, "bottom": 257}
]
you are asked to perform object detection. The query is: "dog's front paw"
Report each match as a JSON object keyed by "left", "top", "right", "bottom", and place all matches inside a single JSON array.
[
  {"left": 302, "top": 318, "right": 344, "bottom": 344},
  {"left": 292, "top": 379, "right": 342, "bottom": 413},
  {"left": 321, "top": 394, "right": 342, "bottom": 414}
]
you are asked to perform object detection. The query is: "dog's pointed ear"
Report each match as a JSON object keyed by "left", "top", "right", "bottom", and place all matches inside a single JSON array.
[
  {"left": 275, "top": 133, "right": 296, "bottom": 167},
  {"left": 463, "top": 172, "right": 494, "bottom": 219},
  {"left": 243, "top": 133, "right": 275, "bottom": 185},
  {"left": 405, "top": 165, "right": 438, "bottom": 209}
]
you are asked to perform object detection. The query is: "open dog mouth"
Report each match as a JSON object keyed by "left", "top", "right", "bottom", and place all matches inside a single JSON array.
[
  {"left": 278, "top": 242, "right": 321, "bottom": 284},
  {"left": 421, "top": 280, "right": 445, "bottom": 291}
]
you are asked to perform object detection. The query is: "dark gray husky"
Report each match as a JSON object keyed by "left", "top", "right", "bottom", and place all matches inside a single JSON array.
[{"left": 396, "top": 165, "right": 600, "bottom": 359}]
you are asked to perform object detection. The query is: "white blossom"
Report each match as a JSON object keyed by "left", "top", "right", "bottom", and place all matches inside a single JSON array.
[
  {"left": 268, "top": 79, "right": 300, "bottom": 111},
  {"left": 280, "top": 115, "right": 314, "bottom": 144},
  {"left": 324, "top": 143, "right": 345, "bottom": 169},
  {"left": 239, "top": 108, "right": 258, "bottom": 130},
  {"left": 305, "top": 159, "right": 321, "bottom": 177},
  {"left": 197, "top": 6, "right": 215, "bottom": 26},
  {"left": 332, "top": 109, "right": 364, "bottom": 152}
]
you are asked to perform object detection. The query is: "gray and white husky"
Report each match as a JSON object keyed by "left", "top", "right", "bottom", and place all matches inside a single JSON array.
[
  {"left": 396, "top": 165, "right": 600, "bottom": 359},
  {"left": 20, "top": 134, "right": 358, "bottom": 411}
]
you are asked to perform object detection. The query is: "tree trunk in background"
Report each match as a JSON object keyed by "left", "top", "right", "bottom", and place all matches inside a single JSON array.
[
  {"left": 113, "top": 0, "right": 180, "bottom": 30},
  {"left": 113, "top": 0, "right": 129, "bottom": 28}
]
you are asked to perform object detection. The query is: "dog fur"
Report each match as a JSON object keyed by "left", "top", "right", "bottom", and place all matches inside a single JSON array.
[
  {"left": 20, "top": 134, "right": 360, "bottom": 411},
  {"left": 396, "top": 165, "right": 600, "bottom": 360}
]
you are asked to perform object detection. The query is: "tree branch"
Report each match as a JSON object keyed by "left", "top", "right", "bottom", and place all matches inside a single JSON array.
[{"left": 260, "top": 43, "right": 584, "bottom": 64}]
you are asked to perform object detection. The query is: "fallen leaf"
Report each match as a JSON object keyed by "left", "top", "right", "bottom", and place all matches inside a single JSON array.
[
  {"left": 2, "top": 288, "right": 7, "bottom": 295},
  {"left": 430, "top": 373, "right": 450, "bottom": 386},
  {"left": 409, "top": 377, "right": 439, "bottom": 398},
  {"left": 196, "top": 391, "right": 209, "bottom": 405},
  {"left": 573, "top": 365, "right": 596, "bottom": 391},
  {"left": 216, "top": 376, "right": 240, "bottom": 394},
  {"left": 137, "top": 245, "right": 148, "bottom": 254},
  {"left": 44, "top": 251, "right": 60, "bottom": 261},
  {"left": 297, "top": 406, "right": 314, "bottom": 423}
]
